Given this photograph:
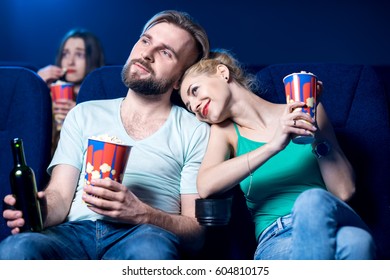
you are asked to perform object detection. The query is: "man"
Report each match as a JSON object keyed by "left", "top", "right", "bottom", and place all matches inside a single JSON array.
[{"left": 0, "top": 10, "right": 210, "bottom": 260}]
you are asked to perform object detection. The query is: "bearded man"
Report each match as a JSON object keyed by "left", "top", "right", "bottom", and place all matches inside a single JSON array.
[{"left": 0, "top": 10, "right": 210, "bottom": 260}]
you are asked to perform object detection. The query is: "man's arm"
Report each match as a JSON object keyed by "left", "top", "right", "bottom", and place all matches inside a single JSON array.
[
  {"left": 3, "top": 164, "right": 80, "bottom": 233},
  {"left": 41, "top": 164, "right": 79, "bottom": 227},
  {"left": 147, "top": 193, "right": 205, "bottom": 253}
]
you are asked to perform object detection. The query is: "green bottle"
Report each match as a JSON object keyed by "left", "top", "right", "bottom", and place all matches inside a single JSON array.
[{"left": 9, "top": 138, "right": 43, "bottom": 232}]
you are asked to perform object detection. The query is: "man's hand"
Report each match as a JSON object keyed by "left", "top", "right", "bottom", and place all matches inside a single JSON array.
[
  {"left": 3, "top": 194, "right": 23, "bottom": 234},
  {"left": 3, "top": 192, "right": 46, "bottom": 234},
  {"left": 82, "top": 178, "right": 149, "bottom": 224},
  {"left": 82, "top": 178, "right": 205, "bottom": 253}
]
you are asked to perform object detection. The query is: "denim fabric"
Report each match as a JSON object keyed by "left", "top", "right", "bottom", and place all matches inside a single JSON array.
[
  {"left": 254, "top": 188, "right": 376, "bottom": 260},
  {"left": 0, "top": 220, "right": 180, "bottom": 260},
  {"left": 254, "top": 214, "right": 293, "bottom": 260}
]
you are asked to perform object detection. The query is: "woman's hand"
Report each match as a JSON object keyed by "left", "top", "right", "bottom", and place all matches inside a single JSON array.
[
  {"left": 52, "top": 99, "right": 76, "bottom": 130},
  {"left": 38, "top": 65, "right": 64, "bottom": 85},
  {"left": 268, "top": 101, "right": 317, "bottom": 152},
  {"left": 316, "top": 80, "right": 324, "bottom": 102}
]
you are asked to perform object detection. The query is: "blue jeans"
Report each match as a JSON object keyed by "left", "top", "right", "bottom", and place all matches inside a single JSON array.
[
  {"left": 0, "top": 220, "right": 180, "bottom": 260},
  {"left": 254, "top": 188, "right": 376, "bottom": 260}
]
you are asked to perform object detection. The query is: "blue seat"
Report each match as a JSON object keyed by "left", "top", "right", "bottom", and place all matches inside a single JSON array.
[
  {"left": 77, "top": 65, "right": 127, "bottom": 104},
  {"left": 0, "top": 66, "right": 52, "bottom": 241},
  {"left": 77, "top": 65, "right": 185, "bottom": 107},
  {"left": 255, "top": 63, "right": 390, "bottom": 259},
  {"left": 0, "top": 61, "right": 38, "bottom": 72}
]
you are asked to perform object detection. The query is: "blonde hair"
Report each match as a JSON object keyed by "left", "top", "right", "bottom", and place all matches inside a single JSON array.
[{"left": 181, "top": 49, "right": 258, "bottom": 91}]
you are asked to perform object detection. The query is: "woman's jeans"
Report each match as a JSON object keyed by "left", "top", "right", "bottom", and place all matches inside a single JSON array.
[
  {"left": 254, "top": 188, "right": 376, "bottom": 260},
  {"left": 0, "top": 220, "right": 180, "bottom": 260}
]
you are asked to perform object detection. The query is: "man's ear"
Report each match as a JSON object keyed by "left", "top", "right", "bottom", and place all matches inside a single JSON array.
[
  {"left": 217, "top": 64, "right": 230, "bottom": 81},
  {"left": 173, "top": 80, "right": 180, "bottom": 90}
]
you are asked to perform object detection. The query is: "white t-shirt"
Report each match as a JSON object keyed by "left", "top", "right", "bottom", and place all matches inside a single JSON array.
[{"left": 48, "top": 98, "right": 210, "bottom": 222}]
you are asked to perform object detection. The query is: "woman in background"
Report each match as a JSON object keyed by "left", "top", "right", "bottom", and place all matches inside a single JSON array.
[
  {"left": 38, "top": 28, "right": 105, "bottom": 154},
  {"left": 179, "top": 50, "right": 376, "bottom": 259}
]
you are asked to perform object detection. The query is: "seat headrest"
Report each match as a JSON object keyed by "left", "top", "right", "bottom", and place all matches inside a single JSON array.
[{"left": 255, "top": 63, "right": 388, "bottom": 130}]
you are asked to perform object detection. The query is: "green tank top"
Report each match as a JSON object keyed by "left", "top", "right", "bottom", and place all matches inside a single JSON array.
[{"left": 233, "top": 123, "right": 326, "bottom": 240}]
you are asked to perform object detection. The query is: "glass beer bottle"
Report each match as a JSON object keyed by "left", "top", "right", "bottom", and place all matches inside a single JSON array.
[{"left": 9, "top": 138, "right": 43, "bottom": 232}]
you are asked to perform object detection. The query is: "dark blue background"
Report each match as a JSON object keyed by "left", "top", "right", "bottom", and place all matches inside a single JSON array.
[{"left": 1, "top": 0, "right": 389, "bottom": 68}]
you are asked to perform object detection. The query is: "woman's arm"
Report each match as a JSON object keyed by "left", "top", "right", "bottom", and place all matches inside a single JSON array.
[
  {"left": 197, "top": 102, "right": 314, "bottom": 198},
  {"left": 312, "top": 103, "right": 355, "bottom": 201},
  {"left": 197, "top": 122, "right": 241, "bottom": 197},
  {"left": 197, "top": 121, "right": 278, "bottom": 198}
]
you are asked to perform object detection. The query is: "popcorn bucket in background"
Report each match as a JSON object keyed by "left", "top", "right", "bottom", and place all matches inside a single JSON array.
[
  {"left": 283, "top": 71, "right": 317, "bottom": 144},
  {"left": 50, "top": 81, "right": 74, "bottom": 102},
  {"left": 84, "top": 137, "right": 132, "bottom": 187}
]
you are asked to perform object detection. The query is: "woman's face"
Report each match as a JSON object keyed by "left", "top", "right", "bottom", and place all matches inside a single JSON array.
[
  {"left": 180, "top": 72, "right": 231, "bottom": 124},
  {"left": 60, "top": 37, "right": 87, "bottom": 83}
]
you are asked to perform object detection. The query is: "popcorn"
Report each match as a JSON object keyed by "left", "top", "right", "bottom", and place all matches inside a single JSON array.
[
  {"left": 51, "top": 79, "right": 69, "bottom": 85},
  {"left": 62, "top": 68, "right": 75, "bottom": 74},
  {"left": 100, "top": 163, "right": 111, "bottom": 173},
  {"left": 283, "top": 71, "right": 317, "bottom": 144},
  {"left": 89, "top": 134, "right": 124, "bottom": 144},
  {"left": 91, "top": 170, "right": 101, "bottom": 180},
  {"left": 84, "top": 135, "right": 130, "bottom": 185},
  {"left": 82, "top": 135, "right": 131, "bottom": 205},
  {"left": 86, "top": 162, "right": 94, "bottom": 173},
  {"left": 306, "top": 97, "right": 315, "bottom": 108},
  {"left": 50, "top": 80, "right": 74, "bottom": 103}
]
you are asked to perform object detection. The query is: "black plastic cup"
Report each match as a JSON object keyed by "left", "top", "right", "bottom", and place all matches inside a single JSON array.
[{"left": 195, "top": 197, "right": 233, "bottom": 226}]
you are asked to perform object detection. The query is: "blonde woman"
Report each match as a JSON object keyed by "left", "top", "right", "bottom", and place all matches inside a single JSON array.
[{"left": 179, "top": 50, "right": 376, "bottom": 259}]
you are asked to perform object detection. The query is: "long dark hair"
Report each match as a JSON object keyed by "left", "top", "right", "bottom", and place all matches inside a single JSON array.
[{"left": 55, "top": 28, "right": 105, "bottom": 75}]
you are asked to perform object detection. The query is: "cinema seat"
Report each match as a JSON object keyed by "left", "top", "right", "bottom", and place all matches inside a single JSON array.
[{"left": 0, "top": 66, "right": 52, "bottom": 241}]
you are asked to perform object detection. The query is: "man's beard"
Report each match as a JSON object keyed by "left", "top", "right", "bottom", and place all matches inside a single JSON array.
[{"left": 121, "top": 60, "right": 176, "bottom": 96}]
